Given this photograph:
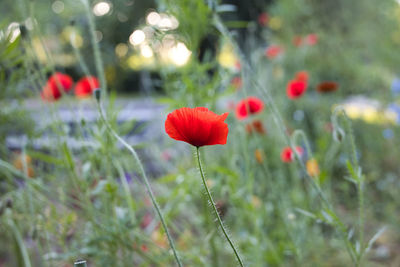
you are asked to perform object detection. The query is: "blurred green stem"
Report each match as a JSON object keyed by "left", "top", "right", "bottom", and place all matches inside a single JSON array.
[
  {"left": 81, "top": 0, "right": 107, "bottom": 100},
  {"left": 333, "top": 107, "right": 365, "bottom": 265},
  {"left": 8, "top": 217, "right": 32, "bottom": 267},
  {"left": 96, "top": 96, "right": 183, "bottom": 267},
  {"left": 195, "top": 147, "right": 245, "bottom": 267}
]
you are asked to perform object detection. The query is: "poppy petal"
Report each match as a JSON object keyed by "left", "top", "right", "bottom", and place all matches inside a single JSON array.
[{"left": 165, "top": 107, "right": 229, "bottom": 147}]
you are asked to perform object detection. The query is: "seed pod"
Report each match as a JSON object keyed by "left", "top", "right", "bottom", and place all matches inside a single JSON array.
[
  {"left": 93, "top": 88, "right": 101, "bottom": 101},
  {"left": 333, "top": 127, "right": 345, "bottom": 142}
]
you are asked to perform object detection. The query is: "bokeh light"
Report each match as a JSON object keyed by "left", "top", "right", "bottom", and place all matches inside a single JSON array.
[
  {"left": 129, "top": 30, "right": 145, "bottom": 46},
  {"left": 168, "top": 42, "right": 191, "bottom": 66},
  {"left": 140, "top": 44, "right": 154, "bottom": 58},
  {"left": 93, "top": 1, "right": 111, "bottom": 16},
  {"left": 115, "top": 43, "right": 128, "bottom": 58},
  {"left": 52, "top": 0, "right": 64, "bottom": 14},
  {"left": 146, "top": 11, "right": 161, "bottom": 26}
]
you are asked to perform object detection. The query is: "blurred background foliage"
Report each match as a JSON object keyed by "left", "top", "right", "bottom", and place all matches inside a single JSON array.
[{"left": 1, "top": 0, "right": 400, "bottom": 266}]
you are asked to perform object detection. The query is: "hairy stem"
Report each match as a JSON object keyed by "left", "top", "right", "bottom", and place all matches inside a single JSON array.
[{"left": 196, "top": 147, "right": 245, "bottom": 267}]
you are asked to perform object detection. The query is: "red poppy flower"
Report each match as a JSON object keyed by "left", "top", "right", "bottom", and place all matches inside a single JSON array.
[
  {"left": 281, "top": 146, "right": 303, "bottom": 163},
  {"left": 265, "top": 45, "right": 283, "bottom": 59},
  {"left": 305, "top": 34, "right": 318, "bottom": 46},
  {"left": 48, "top": 72, "right": 73, "bottom": 92},
  {"left": 236, "top": 97, "right": 264, "bottom": 120},
  {"left": 295, "top": 71, "right": 309, "bottom": 82},
  {"left": 287, "top": 80, "right": 307, "bottom": 99},
  {"left": 165, "top": 107, "right": 229, "bottom": 147},
  {"left": 41, "top": 84, "right": 62, "bottom": 101},
  {"left": 316, "top": 81, "right": 339, "bottom": 93},
  {"left": 41, "top": 72, "right": 73, "bottom": 101},
  {"left": 258, "top": 12, "right": 269, "bottom": 26},
  {"left": 74, "top": 76, "right": 100, "bottom": 98},
  {"left": 292, "top": 36, "right": 303, "bottom": 47}
]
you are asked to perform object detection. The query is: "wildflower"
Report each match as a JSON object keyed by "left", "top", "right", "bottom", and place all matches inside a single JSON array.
[
  {"left": 254, "top": 149, "right": 264, "bottom": 163},
  {"left": 165, "top": 107, "right": 229, "bottom": 147},
  {"left": 74, "top": 76, "right": 100, "bottom": 98},
  {"left": 246, "top": 120, "right": 266, "bottom": 135},
  {"left": 13, "top": 154, "right": 34, "bottom": 178},
  {"left": 281, "top": 146, "right": 303, "bottom": 163},
  {"left": 305, "top": 34, "right": 318, "bottom": 46},
  {"left": 287, "top": 80, "right": 307, "bottom": 99},
  {"left": 292, "top": 35, "right": 303, "bottom": 47},
  {"left": 265, "top": 45, "right": 283, "bottom": 59},
  {"left": 41, "top": 72, "right": 73, "bottom": 101},
  {"left": 316, "top": 81, "right": 338, "bottom": 93},
  {"left": 295, "top": 71, "right": 309, "bottom": 82},
  {"left": 306, "top": 158, "right": 320, "bottom": 177},
  {"left": 258, "top": 12, "right": 269, "bottom": 26},
  {"left": 236, "top": 97, "right": 264, "bottom": 120},
  {"left": 231, "top": 76, "right": 242, "bottom": 90}
]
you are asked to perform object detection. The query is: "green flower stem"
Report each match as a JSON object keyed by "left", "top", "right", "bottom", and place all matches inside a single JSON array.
[
  {"left": 202, "top": 193, "right": 219, "bottom": 267},
  {"left": 81, "top": 0, "right": 107, "bottom": 100},
  {"left": 195, "top": 147, "right": 245, "bottom": 267},
  {"left": 96, "top": 99, "right": 183, "bottom": 267}
]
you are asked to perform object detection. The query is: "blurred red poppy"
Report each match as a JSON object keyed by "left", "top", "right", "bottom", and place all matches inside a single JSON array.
[
  {"left": 306, "top": 34, "right": 318, "bottom": 46},
  {"left": 258, "top": 12, "right": 269, "bottom": 26},
  {"left": 41, "top": 72, "right": 73, "bottom": 101},
  {"left": 287, "top": 80, "right": 307, "bottom": 99},
  {"left": 281, "top": 146, "right": 303, "bottom": 163},
  {"left": 236, "top": 97, "right": 264, "bottom": 120},
  {"left": 316, "top": 81, "right": 339, "bottom": 93},
  {"left": 292, "top": 36, "right": 303, "bottom": 47},
  {"left": 75, "top": 76, "right": 100, "bottom": 98},
  {"left": 295, "top": 71, "right": 309, "bottom": 82},
  {"left": 41, "top": 84, "right": 62, "bottom": 101},
  {"left": 165, "top": 107, "right": 229, "bottom": 147},
  {"left": 265, "top": 45, "right": 283, "bottom": 59}
]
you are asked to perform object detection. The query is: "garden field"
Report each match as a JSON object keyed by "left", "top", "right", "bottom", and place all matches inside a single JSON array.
[{"left": 1, "top": 0, "right": 400, "bottom": 266}]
